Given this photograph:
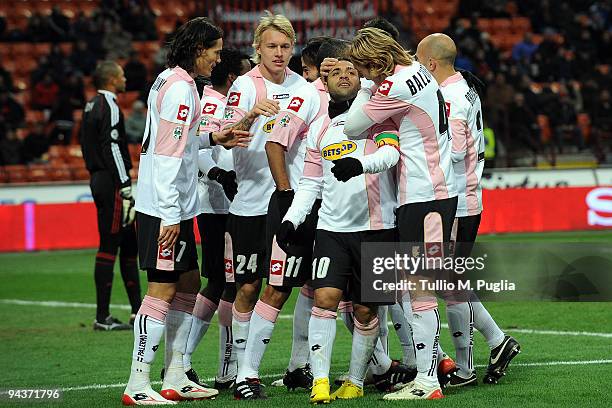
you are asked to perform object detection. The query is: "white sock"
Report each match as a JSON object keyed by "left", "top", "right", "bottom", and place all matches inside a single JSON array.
[
  {"left": 309, "top": 307, "right": 337, "bottom": 380},
  {"left": 411, "top": 305, "right": 441, "bottom": 388},
  {"left": 232, "top": 305, "right": 252, "bottom": 382},
  {"left": 183, "top": 294, "right": 217, "bottom": 371},
  {"left": 339, "top": 301, "right": 354, "bottom": 333},
  {"left": 377, "top": 306, "right": 389, "bottom": 354},
  {"left": 287, "top": 288, "right": 314, "bottom": 372},
  {"left": 389, "top": 302, "right": 416, "bottom": 368},
  {"left": 472, "top": 300, "right": 505, "bottom": 349},
  {"left": 127, "top": 295, "right": 169, "bottom": 390},
  {"left": 349, "top": 317, "right": 379, "bottom": 387},
  {"left": 237, "top": 300, "right": 279, "bottom": 382},
  {"left": 164, "top": 292, "right": 196, "bottom": 385},
  {"left": 217, "top": 299, "right": 236, "bottom": 381},
  {"left": 446, "top": 302, "right": 474, "bottom": 377}
]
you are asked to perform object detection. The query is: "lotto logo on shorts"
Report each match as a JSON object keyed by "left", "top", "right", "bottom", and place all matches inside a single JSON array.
[
  {"left": 227, "top": 92, "right": 241, "bottom": 106},
  {"left": 270, "top": 259, "right": 284, "bottom": 275},
  {"left": 425, "top": 242, "right": 443, "bottom": 258},
  {"left": 158, "top": 245, "right": 174, "bottom": 260},
  {"left": 177, "top": 104, "right": 190, "bottom": 121},
  {"left": 377, "top": 80, "right": 393, "bottom": 96},
  {"left": 224, "top": 258, "right": 233, "bottom": 274},
  {"left": 202, "top": 103, "right": 217, "bottom": 115},
  {"left": 287, "top": 97, "right": 304, "bottom": 112}
]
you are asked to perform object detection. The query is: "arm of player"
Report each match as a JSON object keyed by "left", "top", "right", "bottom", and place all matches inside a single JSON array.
[
  {"left": 282, "top": 147, "right": 323, "bottom": 228},
  {"left": 99, "top": 102, "right": 131, "bottom": 189},
  {"left": 266, "top": 110, "right": 309, "bottom": 190},
  {"left": 450, "top": 119, "right": 468, "bottom": 163},
  {"left": 345, "top": 87, "right": 410, "bottom": 138},
  {"left": 197, "top": 149, "right": 217, "bottom": 176}
]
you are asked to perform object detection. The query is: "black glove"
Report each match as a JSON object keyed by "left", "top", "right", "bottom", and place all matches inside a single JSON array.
[
  {"left": 332, "top": 157, "right": 363, "bottom": 182},
  {"left": 276, "top": 220, "right": 296, "bottom": 253},
  {"left": 208, "top": 167, "right": 238, "bottom": 201},
  {"left": 275, "top": 189, "right": 295, "bottom": 218}
]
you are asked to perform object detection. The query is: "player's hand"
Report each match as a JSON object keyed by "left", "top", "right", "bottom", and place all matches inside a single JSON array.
[
  {"left": 248, "top": 99, "right": 280, "bottom": 119},
  {"left": 119, "top": 186, "right": 136, "bottom": 227},
  {"left": 276, "top": 189, "right": 295, "bottom": 218},
  {"left": 158, "top": 223, "right": 180, "bottom": 249},
  {"left": 208, "top": 167, "right": 238, "bottom": 201},
  {"left": 212, "top": 128, "right": 251, "bottom": 148},
  {"left": 276, "top": 220, "right": 296, "bottom": 253},
  {"left": 319, "top": 58, "right": 339, "bottom": 79},
  {"left": 332, "top": 157, "right": 364, "bottom": 182}
]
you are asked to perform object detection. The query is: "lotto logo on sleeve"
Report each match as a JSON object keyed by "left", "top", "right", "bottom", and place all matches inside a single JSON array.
[
  {"left": 287, "top": 97, "right": 304, "bottom": 112},
  {"left": 202, "top": 103, "right": 217, "bottom": 115},
  {"left": 377, "top": 80, "right": 393, "bottom": 96},
  {"left": 270, "top": 259, "right": 284, "bottom": 276},
  {"left": 177, "top": 104, "right": 190, "bottom": 121},
  {"left": 227, "top": 92, "right": 241, "bottom": 106}
]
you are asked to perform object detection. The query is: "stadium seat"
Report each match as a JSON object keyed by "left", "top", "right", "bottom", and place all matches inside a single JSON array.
[
  {"left": 71, "top": 166, "right": 90, "bottom": 181},
  {"left": 537, "top": 114, "right": 552, "bottom": 143},
  {"left": 4, "top": 165, "right": 29, "bottom": 183},
  {"left": 28, "top": 164, "right": 52, "bottom": 183},
  {"left": 0, "top": 167, "right": 8, "bottom": 184}
]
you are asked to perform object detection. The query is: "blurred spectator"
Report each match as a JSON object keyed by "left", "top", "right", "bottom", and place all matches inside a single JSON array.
[
  {"left": 0, "top": 65, "right": 14, "bottom": 93},
  {"left": 0, "top": 15, "right": 6, "bottom": 40},
  {"left": 593, "top": 90, "right": 612, "bottom": 136},
  {"left": 507, "top": 93, "right": 540, "bottom": 159},
  {"left": 486, "top": 73, "right": 515, "bottom": 133},
  {"left": 0, "top": 127, "right": 24, "bottom": 165},
  {"left": 70, "top": 41, "right": 98, "bottom": 75},
  {"left": 122, "top": 3, "right": 158, "bottom": 41},
  {"left": 102, "top": 21, "right": 133, "bottom": 59},
  {"left": 512, "top": 32, "right": 538, "bottom": 63},
  {"left": 49, "top": 6, "right": 71, "bottom": 41},
  {"left": 22, "top": 123, "right": 50, "bottom": 164},
  {"left": 124, "top": 51, "right": 148, "bottom": 93},
  {"left": 47, "top": 44, "right": 71, "bottom": 80},
  {"left": 32, "top": 74, "right": 60, "bottom": 111},
  {"left": 125, "top": 100, "right": 146, "bottom": 144},
  {"left": 0, "top": 90, "right": 25, "bottom": 128},
  {"left": 552, "top": 94, "right": 584, "bottom": 150},
  {"left": 26, "top": 12, "right": 51, "bottom": 42}
]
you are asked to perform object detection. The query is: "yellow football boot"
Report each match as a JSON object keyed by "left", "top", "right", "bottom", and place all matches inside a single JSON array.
[
  {"left": 310, "top": 378, "right": 331, "bottom": 404},
  {"left": 330, "top": 380, "right": 364, "bottom": 400}
]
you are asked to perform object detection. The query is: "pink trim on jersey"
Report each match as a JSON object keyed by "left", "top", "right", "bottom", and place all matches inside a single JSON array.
[
  {"left": 222, "top": 106, "right": 247, "bottom": 128},
  {"left": 411, "top": 296, "right": 437, "bottom": 312},
  {"left": 139, "top": 295, "right": 170, "bottom": 322},
  {"left": 171, "top": 66, "right": 195, "bottom": 83},
  {"left": 155, "top": 75, "right": 185, "bottom": 116},
  {"left": 218, "top": 299, "right": 233, "bottom": 326},
  {"left": 232, "top": 304, "right": 252, "bottom": 322},
  {"left": 254, "top": 300, "right": 281, "bottom": 323},
  {"left": 303, "top": 147, "right": 323, "bottom": 178},
  {"left": 338, "top": 300, "right": 353, "bottom": 313},
  {"left": 440, "top": 71, "right": 464, "bottom": 87},
  {"left": 316, "top": 117, "right": 332, "bottom": 148},
  {"left": 204, "top": 85, "right": 226, "bottom": 102},
  {"left": 154, "top": 119, "right": 188, "bottom": 158},
  {"left": 193, "top": 293, "right": 218, "bottom": 321},
  {"left": 354, "top": 316, "right": 379, "bottom": 336},
  {"left": 450, "top": 119, "right": 468, "bottom": 154},
  {"left": 408, "top": 105, "right": 450, "bottom": 199},
  {"left": 268, "top": 111, "right": 306, "bottom": 148},
  {"left": 362, "top": 95, "right": 409, "bottom": 125},
  {"left": 464, "top": 126, "right": 481, "bottom": 215},
  {"left": 424, "top": 211, "right": 443, "bottom": 243},
  {"left": 170, "top": 292, "right": 197, "bottom": 314},
  {"left": 394, "top": 64, "right": 409, "bottom": 74},
  {"left": 300, "top": 284, "right": 315, "bottom": 299},
  {"left": 364, "top": 140, "right": 383, "bottom": 230},
  {"left": 312, "top": 306, "right": 337, "bottom": 319}
]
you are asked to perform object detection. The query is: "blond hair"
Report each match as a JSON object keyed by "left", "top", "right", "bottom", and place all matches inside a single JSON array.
[
  {"left": 350, "top": 27, "right": 414, "bottom": 79},
  {"left": 252, "top": 11, "right": 295, "bottom": 64}
]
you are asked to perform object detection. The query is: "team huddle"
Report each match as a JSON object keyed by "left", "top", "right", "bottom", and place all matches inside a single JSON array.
[{"left": 121, "top": 13, "right": 520, "bottom": 406}]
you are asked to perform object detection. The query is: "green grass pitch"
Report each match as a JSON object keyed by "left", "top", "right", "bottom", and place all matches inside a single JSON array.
[{"left": 1, "top": 231, "right": 611, "bottom": 407}]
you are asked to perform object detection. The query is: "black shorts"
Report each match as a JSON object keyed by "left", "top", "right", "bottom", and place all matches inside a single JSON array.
[
  {"left": 136, "top": 212, "right": 199, "bottom": 283},
  {"left": 310, "top": 228, "right": 396, "bottom": 305},
  {"left": 224, "top": 213, "right": 267, "bottom": 284},
  {"left": 452, "top": 213, "right": 481, "bottom": 258},
  {"left": 397, "top": 196, "right": 458, "bottom": 244},
  {"left": 197, "top": 213, "right": 228, "bottom": 281},
  {"left": 266, "top": 192, "right": 321, "bottom": 288}
]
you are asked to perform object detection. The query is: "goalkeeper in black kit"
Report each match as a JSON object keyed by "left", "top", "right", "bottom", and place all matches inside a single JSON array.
[{"left": 81, "top": 60, "right": 141, "bottom": 331}]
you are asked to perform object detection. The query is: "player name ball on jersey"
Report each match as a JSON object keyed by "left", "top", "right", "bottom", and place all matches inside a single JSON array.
[
  {"left": 321, "top": 141, "right": 357, "bottom": 161},
  {"left": 263, "top": 118, "right": 276, "bottom": 133}
]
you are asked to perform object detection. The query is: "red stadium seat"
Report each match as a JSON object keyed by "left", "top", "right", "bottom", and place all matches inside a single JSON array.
[
  {"left": 4, "top": 165, "right": 29, "bottom": 183},
  {"left": 71, "top": 166, "right": 90, "bottom": 181},
  {"left": 28, "top": 164, "right": 52, "bottom": 183}
]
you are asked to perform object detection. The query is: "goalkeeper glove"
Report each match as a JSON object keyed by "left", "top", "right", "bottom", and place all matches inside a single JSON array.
[
  {"left": 208, "top": 167, "right": 238, "bottom": 201},
  {"left": 276, "top": 220, "right": 296, "bottom": 254},
  {"left": 119, "top": 186, "right": 136, "bottom": 227},
  {"left": 332, "top": 157, "right": 363, "bottom": 182}
]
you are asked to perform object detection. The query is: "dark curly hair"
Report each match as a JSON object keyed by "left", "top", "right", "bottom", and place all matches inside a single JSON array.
[
  {"left": 166, "top": 17, "right": 223, "bottom": 73},
  {"left": 211, "top": 49, "right": 250, "bottom": 87}
]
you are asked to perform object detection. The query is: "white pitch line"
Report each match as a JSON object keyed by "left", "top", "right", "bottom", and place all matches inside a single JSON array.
[{"left": 2, "top": 298, "right": 612, "bottom": 339}]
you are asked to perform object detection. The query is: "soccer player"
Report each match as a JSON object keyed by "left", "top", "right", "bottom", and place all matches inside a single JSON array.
[
  {"left": 220, "top": 12, "right": 308, "bottom": 399},
  {"left": 122, "top": 18, "right": 248, "bottom": 405},
  {"left": 181, "top": 49, "right": 252, "bottom": 389},
  {"left": 81, "top": 60, "right": 141, "bottom": 331},
  {"left": 300, "top": 36, "right": 331, "bottom": 82},
  {"left": 278, "top": 58, "right": 408, "bottom": 403},
  {"left": 344, "top": 28, "right": 458, "bottom": 400},
  {"left": 417, "top": 33, "right": 520, "bottom": 386}
]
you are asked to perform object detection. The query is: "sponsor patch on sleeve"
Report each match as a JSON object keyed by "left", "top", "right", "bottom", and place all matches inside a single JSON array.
[
  {"left": 177, "top": 104, "right": 190, "bottom": 121},
  {"left": 202, "top": 103, "right": 217, "bottom": 115},
  {"left": 227, "top": 92, "right": 241, "bottom": 107},
  {"left": 377, "top": 80, "right": 393, "bottom": 96},
  {"left": 287, "top": 97, "right": 304, "bottom": 112}
]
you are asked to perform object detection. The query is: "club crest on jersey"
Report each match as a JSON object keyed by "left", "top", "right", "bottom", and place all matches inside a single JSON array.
[
  {"left": 321, "top": 140, "right": 357, "bottom": 161},
  {"left": 158, "top": 246, "right": 173, "bottom": 260},
  {"left": 200, "top": 117, "right": 210, "bottom": 127},
  {"left": 227, "top": 92, "right": 241, "bottom": 106},
  {"left": 287, "top": 97, "right": 304, "bottom": 112},
  {"left": 202, "top": 103, "right": 217, "bottom": 115},
  {"left": 177, "top": 104, "right": 189, "bottom": 121},
  {"left": 377, "top": 80, "right": 393, "bottom": 96},
  {"left": 223, "top": 108, "right": 235, "bottom": 120},
  {"left": 270, "top": 259, "right": 284, "bottom": 276},
  {"left": 263, "top": 118, "right": 276, "bottom": 133},
  {"left": 278, "top": 114, "right": 291, "bottom": 128},
  {"left": 173, "top": 126, "right": 182, "bottom": 140}
]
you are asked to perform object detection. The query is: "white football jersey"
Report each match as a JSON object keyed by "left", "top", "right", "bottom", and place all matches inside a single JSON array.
[
  {"left": 267, "top": 77, "right": 328, "bottom": 189},
  {"left": 345, "top": 63, "right": 457, "bottom": 206},
  {"left": 135, "top": 67, "right": 201, "bottom": 225},
  {"left": 284, "top": 111, "right": 397, "bottom": 233},
  {"left": 440, "top": 72, "right": 485, "bottom": 217},
  {"left": 197, "top": 86, "right": 233, "bottom": 215},
  {"left": 221, "top": 66, "right": 307, "bottom": 216}
]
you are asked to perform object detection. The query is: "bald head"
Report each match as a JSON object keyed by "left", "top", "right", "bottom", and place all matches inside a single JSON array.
[{"left": 417, "top": 33, "right": 457, "bottom": 67}]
